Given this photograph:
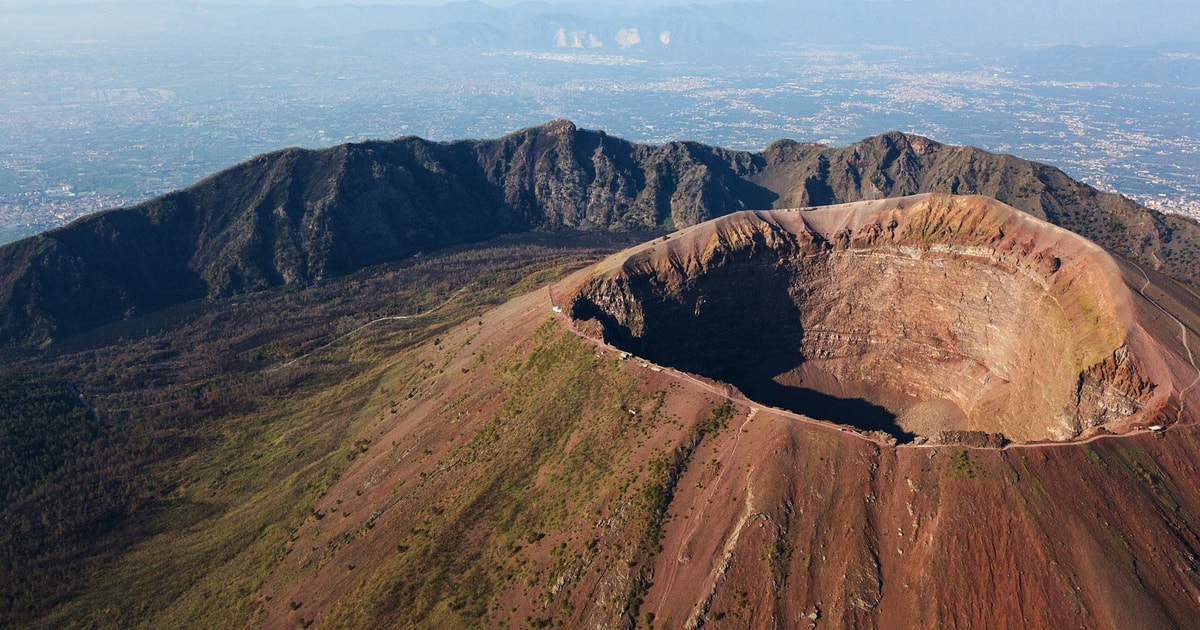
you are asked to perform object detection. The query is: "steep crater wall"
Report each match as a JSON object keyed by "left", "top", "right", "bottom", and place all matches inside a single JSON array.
[{"left": 570, "top": 196, "right": 1157, "bottom": 444}]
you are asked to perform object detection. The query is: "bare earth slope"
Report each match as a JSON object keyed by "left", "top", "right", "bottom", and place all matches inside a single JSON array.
[{"left": 254, "top": 195, "right": 1200, "bottom": 629}]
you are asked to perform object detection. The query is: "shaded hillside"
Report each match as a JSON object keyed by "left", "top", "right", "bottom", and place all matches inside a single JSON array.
[
  {"left": 2, "top": 121, "right": 1198, "bottom": 346},
  {"left": 755, "top": 131, "right": 1200, "bottom": 291},
  {"left": 0, "top": 231, "right": 632, "bottom": 628}
]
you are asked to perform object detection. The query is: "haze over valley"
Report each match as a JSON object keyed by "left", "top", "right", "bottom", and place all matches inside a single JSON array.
[{"left": 2, "top": 0, "right": 1200, "bottom": 244}]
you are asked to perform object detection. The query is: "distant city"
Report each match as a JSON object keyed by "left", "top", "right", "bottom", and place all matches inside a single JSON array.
[{"left": 2, "top": 2, "right": 1198, "bottom": 245}]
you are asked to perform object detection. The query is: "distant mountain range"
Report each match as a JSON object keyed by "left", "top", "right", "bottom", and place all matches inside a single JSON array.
[{"left": 2, "top": 120, "right": 1198, "bottom": 346}]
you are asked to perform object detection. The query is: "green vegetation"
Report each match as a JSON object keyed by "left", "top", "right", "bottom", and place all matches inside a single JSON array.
[
  {"left": 950, "top": 449, "right": 980, "bottom": 479},
  {"left": 0, "top": 347, "right": 381, "bottom": 628},
  {"left": 624, "top": 401, "right": 735, "bottom": 625},
  {"left": 0, "top": 372, "right": 128, "bottom": 625},
  {"left": 1104, "top": 442, "right": 1183, "bottom": 514},
  {"left": 0, "top": 233, "right": 628, "bottom": 628},
  {"left": 0, "top": 373, "right": 97, "bottom": 490},
  {"left": 324, "top": 323, "right": 645, "bottom": 627}
]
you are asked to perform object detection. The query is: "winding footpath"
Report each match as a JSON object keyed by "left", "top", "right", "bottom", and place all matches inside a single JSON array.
[
  {"left": 270, "top": 285, "right": 472, "bottom": 371},
  {"left": 103, "top": 285, "right": 473, "bottom": 413},
  {"left": 1131, "top": 262, "right": 1200, "bottom": 404},
  {"left": 657, "top": 407, "right": 759, "bottom": 605}
]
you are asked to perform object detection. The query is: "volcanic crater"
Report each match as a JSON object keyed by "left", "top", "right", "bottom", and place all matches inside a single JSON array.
[{"left": 569, "top": 194, "right": 1187, "bottom": 444}]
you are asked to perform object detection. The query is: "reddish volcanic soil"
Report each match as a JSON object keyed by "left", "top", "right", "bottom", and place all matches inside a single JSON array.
[
  {"left": 258, "top": 194, "right": 1200, "bottom": 629},
  {"left": 646, "top": 410, "right": 1200, "bottom": 629}
]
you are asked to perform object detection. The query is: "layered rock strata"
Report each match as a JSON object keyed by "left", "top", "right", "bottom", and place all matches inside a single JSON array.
[{"left": 570, "top": 194, "right": 1187, "bottom": 443}]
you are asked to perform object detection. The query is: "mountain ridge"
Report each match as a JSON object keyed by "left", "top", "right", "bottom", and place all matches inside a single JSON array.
[{"left": 2, "top": 120, "right": 1198, "bottom": 347}]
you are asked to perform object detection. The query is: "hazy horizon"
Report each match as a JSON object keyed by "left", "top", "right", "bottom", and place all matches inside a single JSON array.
[
  {"left": 2, "top": 0, "right": 1199, "bottom": 243},
  {"left": 4, "top": 0, "right": 1199, "bottom": 46}
]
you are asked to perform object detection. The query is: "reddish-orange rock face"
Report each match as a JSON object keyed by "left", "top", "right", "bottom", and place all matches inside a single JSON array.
[{"left": 570, "top": 194, "right": 1198, "bottom": 444}]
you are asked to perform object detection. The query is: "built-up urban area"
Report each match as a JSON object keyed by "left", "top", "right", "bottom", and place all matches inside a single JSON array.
[{"left": 2, "top": 39, "right": 1197, "bottom": 244}]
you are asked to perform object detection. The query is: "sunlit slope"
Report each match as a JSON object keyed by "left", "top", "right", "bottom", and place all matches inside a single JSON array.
[{"left": 251, "top": 215, "right": 1200, "bottom": 626}]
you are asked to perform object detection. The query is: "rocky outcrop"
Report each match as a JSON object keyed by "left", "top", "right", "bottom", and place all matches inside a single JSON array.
[
  {"left": 1064, "top": 345, "right": 1156, "bottom": 434},
  {"left": 925, "top": 431, "right": 1010, "bottom": 448}
]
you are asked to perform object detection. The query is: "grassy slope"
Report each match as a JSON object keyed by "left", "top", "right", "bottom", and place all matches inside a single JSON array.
[
  {"left": 0, "top": 233, "right": 642, "bottom": 628},
  {"left": 322, "top": 324, "right": 647, "bottom": 627},
  {"left": 267, "top": 293, "right": 738, "bottom": 628}
]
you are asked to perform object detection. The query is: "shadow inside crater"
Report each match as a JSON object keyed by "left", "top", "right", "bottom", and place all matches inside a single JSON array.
[
  {"left": 571, "top": 251, "right": 917, "bottom": 443},
  {"left": 736, "top": 378, "right": 916, "bottom": 443}
]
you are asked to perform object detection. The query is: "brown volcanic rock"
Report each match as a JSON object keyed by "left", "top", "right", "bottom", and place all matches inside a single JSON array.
[
  {"left": 568, "top": 194, "right": 1198, "bottom": 443},
  {"left": 252, "top": 227, "right": 1200, "bottom": 627}
]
